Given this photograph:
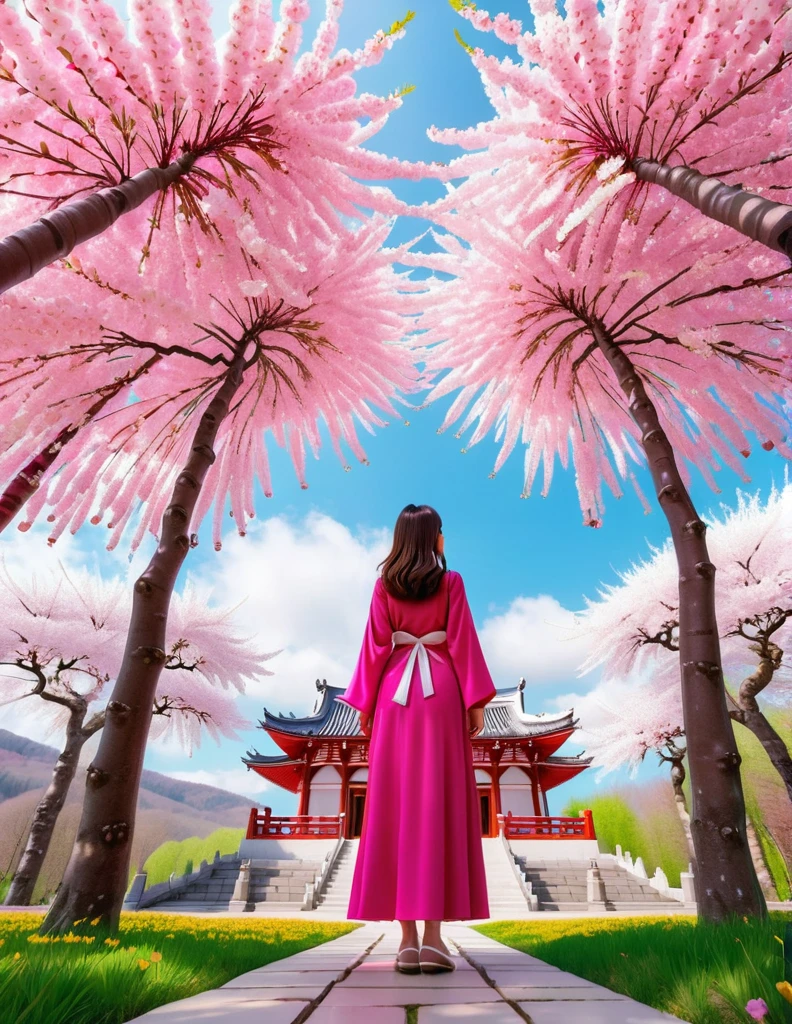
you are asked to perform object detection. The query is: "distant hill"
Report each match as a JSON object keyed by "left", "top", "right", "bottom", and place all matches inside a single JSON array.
[{"left": 0, "top": 728, "right": 263, "bottom": 903}]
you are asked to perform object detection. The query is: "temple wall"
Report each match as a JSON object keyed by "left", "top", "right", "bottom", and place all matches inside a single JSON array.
[
  {"left": 501, "top": 786, "right": 535, "bottom": 816},
  {"left": 499, "top": 766, "right": 535, "bottom": 817},
  {"left": 307, "top": 764, "right": 341, "bottom": 817},
  {"left": 238, "top": 837, "right": 340, "bottom": 860},
  {"left": 308, "top": 786, "right": 342, "bottom": 816},
  {"left": 509, "top": 838, "right": 601, "bottom": 858}
]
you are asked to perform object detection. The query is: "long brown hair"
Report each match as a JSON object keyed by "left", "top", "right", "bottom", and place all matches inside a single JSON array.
[{"left": 378, "top": 504, "right": 447, "bottom": 600}]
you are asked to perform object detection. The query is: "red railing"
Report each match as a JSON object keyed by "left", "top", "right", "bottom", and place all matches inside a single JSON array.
[
  {"left": 498, "top": 810, "right": 596, "bottom": 840},
  {"left": 245, "top": 806, "right": 343, "bottom": 839}
]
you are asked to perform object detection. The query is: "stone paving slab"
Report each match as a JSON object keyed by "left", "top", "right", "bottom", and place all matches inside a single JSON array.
[
  {"left": 126, "top": 992, "right": 311, "bottom": 1023},
  {"left": 321, "top": 986, "right": 505, "bottom": 1006},
  {"left": 310, "top": 1009, "right": 406, "bottom": 1024},
  {"left": 341, "top": 970, "right": 487, "bottom": 988},
  {"left": 417, "top": 1007, "right": 520, "bottom": 1023},
  {"left": 519, "top": 1000, "right": 686, "bottom": 1023},
  {"left": 356, "top": 957, "right": 476, "bottom": 971},
  {"left": 222, "top": 970, "right": 341, "bottom": 986},
  {"left": 491, "top": 969, "right": 600, "bottom": 989},
  {"left": 508, "top": 987, "right": 630, "bottom": 1000}
]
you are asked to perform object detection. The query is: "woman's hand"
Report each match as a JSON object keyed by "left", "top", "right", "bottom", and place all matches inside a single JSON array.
[
  {"left": 359, "top": 712, "right": 372, "bottom": 737},
  {"left": 468, "top": 707, "right": 484, "bottom": 738}
]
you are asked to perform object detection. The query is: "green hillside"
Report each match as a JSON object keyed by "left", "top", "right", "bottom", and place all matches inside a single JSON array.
[{"left": 141, "top": 828, "right": 246, "bottom": 888}]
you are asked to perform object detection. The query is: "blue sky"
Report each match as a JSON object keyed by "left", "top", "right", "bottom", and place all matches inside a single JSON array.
[{"left": 3, "top": 0, "right": 789, "bottom": 820}]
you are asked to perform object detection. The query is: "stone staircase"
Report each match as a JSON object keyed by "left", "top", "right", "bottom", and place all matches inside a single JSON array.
[
  {"left": 481, "top": 837, "right": 534, "bottom": 918},
  {"left": 248, "top": 856, "right": 324, "bottom": 907},
  {"left": 148, "top": 856, "right": 242, "bottom": 911},
  {"left": 515, "top": 858, "right": 680, "bottom": 911},
  {"left": 315, "top": 839, "right": 358, "bottom": 911},
  {"left": 147, "top": 854, "right": 324, "bottom": 911}
]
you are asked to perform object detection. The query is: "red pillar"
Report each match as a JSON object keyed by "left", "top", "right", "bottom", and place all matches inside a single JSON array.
[
  {"left": 297, "top": 760, "right": 311, "bottom": 816},
  {"left": 339, "top": 743, "right": 351, "bottom": 837},
  {"left": 492, "top": 760, "right": 503, "bottom": 823},
  {"left": 530, "top": 771, "right": 541, "bottom": 815}
]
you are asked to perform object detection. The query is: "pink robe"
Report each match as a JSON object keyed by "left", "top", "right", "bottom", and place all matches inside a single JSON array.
[{"left": 337, "top": 570, "right": 496, "bottom": 921}]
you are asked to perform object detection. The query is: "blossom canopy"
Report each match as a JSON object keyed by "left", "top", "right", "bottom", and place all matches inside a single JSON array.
[{"left": 410, "top": 188, "right": 792, "bottom": 524}]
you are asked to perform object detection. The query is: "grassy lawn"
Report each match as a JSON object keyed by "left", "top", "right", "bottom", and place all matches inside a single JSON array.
[
  {"left": 475, "top": 913, "right": 792, "bottom": 1024},
  {"left": 0, "top": 911, "right": 358, "bottom": 1024}
]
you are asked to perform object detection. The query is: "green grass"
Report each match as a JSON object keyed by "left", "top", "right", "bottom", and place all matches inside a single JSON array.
[
  {"left": 0, "top": 911, "right": 358, "bottom": 1024},
  {"left": 140, "top": 827, "right": 245, "bottom": 889},
  {"left": 475, "top": 913, "right": 792, "bottom": 1024}
]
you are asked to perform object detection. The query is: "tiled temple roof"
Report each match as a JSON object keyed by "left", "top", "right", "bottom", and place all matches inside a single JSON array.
[{"left": 254, "top": 678, "right": 578, "bottom": 741}]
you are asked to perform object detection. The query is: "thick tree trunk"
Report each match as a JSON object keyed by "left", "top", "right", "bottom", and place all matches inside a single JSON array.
[
  {"left": 4, "top": 714, "right": 86, "bottom": 906},
  {"left": 39, "top": 349, "right": 247, "bottom": 935},
  {"left": 0, "top": 156, "right": 195, "bottom": 297},
  {"left": 633, "top": 158, "right": 792, "bottom": 259},
  {"left": 592, "top": 321, "right": 766, "bottom": 921},
  {"left": 0, "top": 356, "right": 159, "bottom": 533},
  {"left": 728, "top": 646, "right": 792, "bottom": 803}
]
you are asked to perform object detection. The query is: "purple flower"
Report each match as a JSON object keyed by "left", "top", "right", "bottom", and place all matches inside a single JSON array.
[{"left": 746, "top": 998, "right": 769, "bottom": 1021}]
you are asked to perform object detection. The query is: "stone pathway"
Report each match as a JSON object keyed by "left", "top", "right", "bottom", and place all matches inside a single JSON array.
[{"left": 126, "top": 921, "right": 689, "bottom": 1024}]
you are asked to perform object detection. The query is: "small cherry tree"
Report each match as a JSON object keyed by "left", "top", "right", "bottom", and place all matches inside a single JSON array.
[
  {"left": 0, "top": 561, "right": 271, "bottom": 906},
  {"left": 580, "top": 484, "right": 792, "bottom": 801},
  {"left": 580, "top": 678, "right": 696, "bottom": 866}
]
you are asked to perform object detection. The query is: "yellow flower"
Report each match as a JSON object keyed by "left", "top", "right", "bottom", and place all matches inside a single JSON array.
[
  {"left": 13, "top": 952, "right": 20, "bottom": 960},
  {"left": 73, "top": 918, "right": 87, "bottom": 926},
  {"left": 150, "top": 951, "right": 162, "bottom": 963},
  {"left": 774, "top": 935, "right": 785, "bottom": 947},
  {"left": 777, "top": 981, "right": 792, "bottom": 1005},
  {"left": 90, "top": 917, "right": 101, "bottom": 926},
  {"left": 138, "top": 959, "right": 150, "bottom": 971},
  {"left": 104, "top": 938, "right": 120, "bottom": 947}
]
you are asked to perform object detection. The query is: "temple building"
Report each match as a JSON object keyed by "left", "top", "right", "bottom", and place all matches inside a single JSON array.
[{"left": 243, "top": 678, "right": 591, "bottom": 839}]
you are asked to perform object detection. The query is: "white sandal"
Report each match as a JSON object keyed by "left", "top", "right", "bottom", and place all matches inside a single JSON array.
[
  {"left": 419, "top": 943, "right": 456, "bottom": 973},
  {"left": 395, "top": 945, "right": 421, "bottom": 974}
]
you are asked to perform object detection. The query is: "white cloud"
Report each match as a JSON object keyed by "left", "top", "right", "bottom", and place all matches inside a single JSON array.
[
  {"left": 479, "top": 594, "right": 590, "bottom": 685},
  {"left": 165, "top": 767, "right": 271, "bottom": 798},
  {"left": 195, "top": 512, "right": 390, "bottom": 713}
]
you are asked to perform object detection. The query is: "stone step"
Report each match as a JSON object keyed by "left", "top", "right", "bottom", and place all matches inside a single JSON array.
[
  {"left": 249, "top": 859, "right": 323, "bottom": 870},
  {"left": 251, "top": 892, "right": 305, "bottom": 902}
]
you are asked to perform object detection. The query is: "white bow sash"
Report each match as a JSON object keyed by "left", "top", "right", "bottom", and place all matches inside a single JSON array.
[{"left": 390, "top": 630, "right": 447, "bottom": 705}]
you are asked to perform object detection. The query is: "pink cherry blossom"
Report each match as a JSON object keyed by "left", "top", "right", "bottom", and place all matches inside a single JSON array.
[
  {"left": 408, "top": 189, "right": 791, "bottom": 525},
  {"left": 0, "top": 202, "right": 420, "bottom": 551},
  {"left": 437, "top": 0, "right": 792, "bottom": 245}
]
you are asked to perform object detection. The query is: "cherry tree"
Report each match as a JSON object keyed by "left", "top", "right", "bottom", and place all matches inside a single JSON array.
[
  {"left": 0, "top": 0, "right": 424, "bottom": 295},
  {"left": 442, "top": 0, "right": 792, "bottom": 257},
  {"left": 0, "top": 561, "right": 272, "bottom": 907},
  {"left": 3, "top": 195, "right": 417, "bottom": 932},
  {"left": 580, "top": 484, "right": 792, "bottom": 802},
  {"left": 410, "top": 173, "right": 792, "bottom": 918},
  {"left": 580, "top": 678, "right": 696, "bottom": 865},
  {"left": 582, "top": 675, "right": 779, "bottom": 895}
]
